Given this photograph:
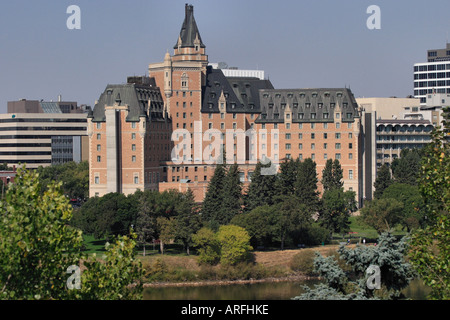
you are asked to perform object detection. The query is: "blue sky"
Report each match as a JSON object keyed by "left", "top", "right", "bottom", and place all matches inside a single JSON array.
[{"left": 1, "top": 0, "right": 450, "bottom": 113}]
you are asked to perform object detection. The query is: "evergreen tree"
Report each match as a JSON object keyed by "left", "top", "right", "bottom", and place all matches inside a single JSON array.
[
  {"left": 275, "top": 158, "right": 300, "bottom": 196},
  {"left": 391, "top": 148, "right": 422, "bottom": 185},
  {"left": 320, "top": 188, "right": 357, "bottom": 237},
  {"left": 321, "top": 159, "right": 343, "bottom": 192},
  {"left": 174, "top": 189, "right": 202, "bottom": 255},
  {"left": 244, "top": 161, "right": 277, "bottom": 212},
  {"left": 294, "top": 158, "right": 321, "bottom": 212},
  {"left": 201, "top": 162, "right": 226, "bottom": 228},
  {"left": 220, "top": 163, "right": 243, "bottom": 224},
  {"left": 373, "top": 163, "right": 393, "bottom": 199}
]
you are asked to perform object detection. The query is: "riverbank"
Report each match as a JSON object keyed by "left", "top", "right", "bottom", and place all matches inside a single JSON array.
[{"left": 140, "top": 244, "right": 349, "bottom": 288}]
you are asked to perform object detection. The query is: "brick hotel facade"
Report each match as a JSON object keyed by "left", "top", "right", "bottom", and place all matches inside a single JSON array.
[{"left": 88, "top": 4, "right": 363, "bottom": 205}]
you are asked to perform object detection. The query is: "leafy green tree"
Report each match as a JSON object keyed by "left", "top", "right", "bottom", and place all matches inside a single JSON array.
[
  {"left": 0, "top": 167, "right": 83, "bottom": 300},
  {"left": 244, "top": 161, "right": 277, "bottom": 212},
  {"left": 320, "top": 188, "right": 357, "bottom": 237},
  {"left": 373, "top": 163, "right": 393, "bottom": 199},
  {"left": 294, "top": 158, "right": 321, "bottom": 213},
  {"left": 217, "top": 225, "right": 253, "bottom": 266},
  {"left": 273, "top": 196, "right": 311, "bottom": 250},
  {"left": 381, "top": 183, "right": 425, "bottom": 231},
  {"left": 409, "top": 126, "right": 450, "bottom": 299},
  {"left": 321, "top": 159, "right": 343, "bottom": 192},
  {"left": 359, "top": 198, "right": 404, "bottom": 234},
  {"left": 192, "top": 227, "right": 221, "bottom": 265},
  {"left": 293, "top": 232, "right": 414, "bottom": 300},
  {"left": 156, "top": 216, "right": 177, "bottom": 255},
  {"left": 0, "top": 167, "right": 143, "bottom": 300},
  {"left": 231, "top": 205, "right": 276, "bottom": 248},
  {"left": 75, "top": 233, "right": 144, "bottom": 300}
]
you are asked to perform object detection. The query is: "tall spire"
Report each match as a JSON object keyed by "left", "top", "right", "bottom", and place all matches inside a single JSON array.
[{"left": 174, "top": 4, "right": 205, "bottom": 49}]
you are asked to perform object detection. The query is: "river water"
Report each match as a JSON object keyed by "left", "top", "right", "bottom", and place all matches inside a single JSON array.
[{"left": 144, "top": 278, "right": 431, "bottom": 300}]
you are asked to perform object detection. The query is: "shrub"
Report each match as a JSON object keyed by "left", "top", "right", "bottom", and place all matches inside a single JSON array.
[
  {"left": 290, "top": 250, "right": 317, "bottom": 275},
  {"left": 217, "top": 225, "right": 253, "bottom": 266}
]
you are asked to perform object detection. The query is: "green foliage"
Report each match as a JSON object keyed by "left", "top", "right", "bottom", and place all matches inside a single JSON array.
[
  {"left": 0, "top": 167, "right": 83, "bottom": 300},
  {"left": 381, "top": 183, "right": 426, "bottom": 231},
  {"left": 390, "top": 148, "right": 423, "bottom": 185},
  {"left": 409, "top": 126, "right": 450, "bottom": 300},
  {"left": 74, "top": 232, "right": 144, "bottom": 300},
  {"left": 293, "top": 232, "right": 414, "bottom": 300},
  {"left": 201, "top": 163, "right": 226, "bottom": 227},
  {"left": 321, "top": 159, "right": 344, "bottom": 192},
  {"left": 320, "top": 188, "right": 357, "bottom": 236},
  {"left": 275, "top": 158, "right": 300, "bottom": 196},
  {"left": 244, "top": 161, "right": 277, "bottom": 213},
  {"left": 373, "top": 163, "right": 393, "bottom": 199},
  {"left": 294, "top": 158, "right": 321, "bottom": 213},
  {"left": 36, "top": 161, "right": 89, "bottom": 200},
  {"left": 217, "top": 163, "right": 243, "bottom": 225},
  {"left": 192, "top": 227, "right": 221, "bottom": 265},
  {"left": 359, "top": 198, "right": 404, "bottom": 234},
  {"left": 217, "top": 225, "right": 253, "bottom": 266},
  {"left": 290, "top": 250, "right": 317, "bottom": 275},
  {"left": 0, "top": 167, "right": 143, "bottom": 300}
]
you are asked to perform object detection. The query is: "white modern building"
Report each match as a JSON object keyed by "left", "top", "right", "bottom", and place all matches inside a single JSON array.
[
  {"left": 414, "top": 43, "right": 450, "bottom": 105},
  {"left": 209, "top": 63, "right": 265, "bottom": 80}
]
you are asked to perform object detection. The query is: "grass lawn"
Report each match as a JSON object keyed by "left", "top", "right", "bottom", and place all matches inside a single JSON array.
[{"left": 82, "top": 234, "right": 107, "bottom": 254}]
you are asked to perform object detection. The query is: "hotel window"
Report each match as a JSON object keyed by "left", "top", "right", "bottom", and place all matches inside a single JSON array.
[
  {"left": 323, "top": 123, "right": 328, "bottom": 129},
  {"left": 311, "top": 133, "right": 315, "bottom": 139},
  {"left": 96, "top": 122, "right": 101, "bottom": 129},
  {"left": 298, "top": 133, "right": 303, "bottom": 139},
  {"left": 336, "top": 122, "right": 340, "bottom": 129},
  {"left": 349, "top": 153, "right": 353, "bottom": 160},
  {"left": 335, "top": 133, "right": 341, "bottom": 139},
  {"left": 299, "top": 154, "right": 303, "bottom": 160},
  {"left": 323, "top": 113, "right": 329, "bottom": 119},
  {"left": 97, "top": 133, "right": 101, "bottom": 140},
  {"left": 311, "top": 113, "right": 316, "bottom": 119},
  {"left": 286, "top": 154, "right": 292, "bottom": 159},
  {"left": 233, "top": 123, "right": 237, "bottom": 129},
  {"left": 97, "top": 156, "right": 101, "bottom": 162},
  {"left": 348, "top": 133, "right": 353, "bottom": 139},
  {"left": 132, "top": 122, "right": 136, "bottom": 129},
  {"left": 285, "top": 143, "right": 291, "bottom": 150},
  {"left": 298, "top": 123, "right": 303, "bottom": 129},
  {"left": 311, "top": 123, "right": 315, "bottom": 129},
  {"left": 132, "top": 156, "right": 136, "bottom": 162},
  {"left": 324, "top": 143, "right": 328, "bottom": 149},
  {"left": 286, "top": 123, "right": 291, "bottom": 129},
  {"left": 349, "top": 170, "right": 354, "bottom": 180},
  {"left": 335, "top": 153, "right": 341, "bottom": 160},
  {"left": 274, "top": 123, "right": 278, "bottom": 129},
  {"left": 97, "top": 145, "right": 101, "bottom": 151},
  {"left": 233, "top": 114, "right": 237, "bottom": 119},
  {"left": 311, "top": 143, "right": 315, "bottom": 150},
  {"left": 336, "top": 113, "right": 340, "bottom": 119},
  {"left": 132, "top": 133, "right": 136, "bottom": 139},
  {"left": 299, "top": 143, "right": 303, "bottom": 149},
  {"left": 324, "top": 133, "right": 328, "bottom": 139},
  {"left": 132, "top": 144, "right": 136, "bottom": 151},
  {"left": 221, "top": 113, "right": 225, "bottom": 119},
  {"left": 335, "top": 143, "right": 341, "bottom": 149},
  {"left": 324, "top": 153, "right": 328, "bottom": 160},
  {"left": 349, "top": 143, "right": 353, "bottom": 149},
  {"left": 221, "top": 123, "right": 225, "bottom": 130},
  {"left": 134, "top": 176, "right": 139, "bottom": 184},
  {"left": 311, "top": 153, "right": 315, "bottom": 160},
  {"left": 285, "top": 133, "right": 291, "bottom": 139},
  {"left": 209, "top": 123, "right": 213, "bottom": 129},
  {"left": 94, "top": 176, "right": 99, "bottom": 184}
]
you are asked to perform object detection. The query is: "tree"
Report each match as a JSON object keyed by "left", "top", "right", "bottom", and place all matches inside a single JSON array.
[
  {"left": 216, "top": 225, "right": 253, "bottom": 266},
  {"left": 273, "top": 195, "right": 311, "bottom": 250},
  {"left": 156, "top": 217, "right": 177, "bottom": 255},
  {"left": 0, "top": 167, "right": 83, "bottom": 299},
  {"left": 231, "top": 205, "right": 276, "bottom": 248},
  {"left": 174, "top": 189, "right": 202, "bottom": 255},
  {"left": 294, "top": 158, "right": 321, "bottom": 213},
  {"left": 408, "top": 125, "right": 450, "bottom": 299},
  {"left": 219, "top": 163, "right": 243, "bottom": 224},
  {"left": 293, "top": 232, "right": 414, "bottom": 300},
  {"left": 359, "top": 198, "right": 404, "bottom": 234},
  {"left": 390, "top": 148, "right": 422, "bottom": 185},
  {"left": 201, "top": 162, "right": 226, "bottom": 229},
  {"left": 321, "top": 159, "right": 343, "bottom": 192},
  {"left": 192, "top": 227, "right": 221, "bottom": 265},
  {"left": 320, "top": 188, "right": 357, "bottom": 237},
  {"left": 275, "top": 158, "right": 300, "bottom": 196},
  {"left": 381, "top": 183, "right": 425, "bottom": 231},
  {"left": 0, "top": 167, "right": 143, "bottom": 300},
  {"left": 373, "top": 163, "right": 393, "bottom": 199},
  {"left": 244, "top": 161, "right": 277, "bottom": 212}
]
